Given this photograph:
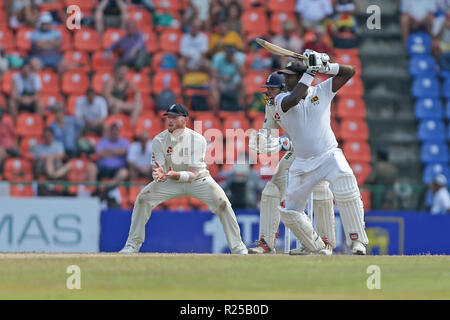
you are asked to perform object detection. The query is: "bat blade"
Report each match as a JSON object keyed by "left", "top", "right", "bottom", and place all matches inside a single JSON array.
[{"left": 256, "top": 38, "right": 307, "bottom": 60}]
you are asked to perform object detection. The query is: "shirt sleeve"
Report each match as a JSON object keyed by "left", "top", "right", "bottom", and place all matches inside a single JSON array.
[
  {"left": 315, "top": 77, "right": 337, "bottom": 105},
  {"left": 151, "top": 138, "right": 166, "bottom": 169},
  {"left": 274, "top": 92, "right": 290, "bottom": 112}
]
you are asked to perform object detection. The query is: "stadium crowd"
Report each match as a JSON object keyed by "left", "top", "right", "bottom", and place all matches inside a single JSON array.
[{"left": 0, "top": 0, "right": 365, "bottom": 210}]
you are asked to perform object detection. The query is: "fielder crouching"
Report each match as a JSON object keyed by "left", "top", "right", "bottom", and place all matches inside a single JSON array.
[{"left": 120, "top": 103, "right": 248, "bottom": 254}]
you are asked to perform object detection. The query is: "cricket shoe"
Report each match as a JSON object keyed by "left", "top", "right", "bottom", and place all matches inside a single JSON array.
[
  {"left": 289, "top": 237, "right": 333, "bottom": 256},
  {"left": 351, "top": 240, "right": 366, "bottom": 255},
  {"left": 247, "top": 238, "right": 275, "bottom": 254},
  {"left": 119, "top": 242, "right": 141, "bottom": 253}
]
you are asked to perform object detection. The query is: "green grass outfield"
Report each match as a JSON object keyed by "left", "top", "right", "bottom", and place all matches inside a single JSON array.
[{"left": 0, "top": 253, "right": 449, "bottom": 300}]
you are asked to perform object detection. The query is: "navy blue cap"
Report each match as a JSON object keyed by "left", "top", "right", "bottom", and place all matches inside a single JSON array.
[
  {"left": 163, "top": 103, "right": 189, "bottom": 117},
  {"left": 262, "top": 72, "right": 285, "bottom": 88}
]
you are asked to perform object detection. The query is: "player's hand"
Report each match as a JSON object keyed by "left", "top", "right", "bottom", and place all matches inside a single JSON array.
[
  {"left": 165, "top": 166, "right": 177, "bottom": 180},
  {"left": 152, "top": 162, "right": 167, "bottom": 182},
  {"left": 303, "top": 49, "right": 331, "bottom": 74}
]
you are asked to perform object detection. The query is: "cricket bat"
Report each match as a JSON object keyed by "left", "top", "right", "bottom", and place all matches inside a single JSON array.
[{"left": 256, "top": 38, "right": 308, "bottom": 61}]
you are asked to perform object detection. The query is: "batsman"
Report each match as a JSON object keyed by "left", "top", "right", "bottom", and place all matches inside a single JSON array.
[{"left": 248, "top": 71, "right": 336, "bottom": 255}]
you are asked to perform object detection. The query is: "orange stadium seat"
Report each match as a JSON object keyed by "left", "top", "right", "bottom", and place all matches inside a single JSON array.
[
  {"left": 92, "top": 51, "right": 116, "bottom": 72},
  {"left": 184, "top": 88, "right": 211, "bottom": 111},
  {"left": 92, "top": 71, "right": 113, "bottom": 94},
  {"left": 16, "top": 113, "right": 44, "bottom": 138},
  {"left": 334, "top": 48, "right": 361, "bottom": 69},
  {"left": 141, "top": 29, "right": 159, "bottom": 54},
  {"left": 250, "top": 112, "right": 265, "bottom": 129},
  {"left": 0, "top": 93, "right": 7, "bottom": 109},
  {"left": 152, "top": 71, "right": 182, "bottom": 95},
  {"left": 63, "top": 50, "right": 91, "bottom": 72},
  {"left": 20, "top": 136, "right": 42, "bottom": 160},
  {"left": 0, "top": 29, "right": 15, "bottom": 51},
  {"left": 160, "top": 30, "right": 182, "bottom": 53},
  {"left": 38, "top": 69, "right": 60, "bottom": 94},
  {"left": 66, "top": 158, "right": 97, "bottom": 195},
  {"left": 337, "top": 75, "right": 364, "bottom": 97},
  {"left": 128, "top": 6, "right": 153, "bottom": 29},
  {"left": 3, "top": 158, "right": 33, "bottom": 182},
  {"left": 0, "top": 70, "right": 19, "bottom": 95},
  {"left": 342, "top": 140, "right": 371, "bottom": 163},
  {"left": 10, "top": 183, "right": 34, "bottom": 197},
  {"left": 16, "top": 27, "right": 34, "bottom": 52},
  {"left": 38, "top": 1, "right": 63, "bottom": 11},
  {"left": 268, "top": 0, "right": 296, "bottom": 12},
  {"left": 73, "top": 28, "right": 101, "bottom": 52},
  {"left": 350, "top": 162, "right": 372, "bottom": 186},
  {"left": 65, "top": 0, "right": 97, "bottom": 11},
  {"left": 336, "top": 96, "right": 366, "bottom": 120},
  {"left": 339, "top": 119, "right": 369, "bottom": 141},
  {"left": 53, "top": 25, "right": 72, "bottom": 51},
  {"left": 241, "top": 9, "right": 269, "bottom": 35},
  {"left": 66, "top": 95, "right": 83, "bottom": 115},
  {"left": 270, "top": 12, "right": 298, "bottom": 34},
  {"left": 360, "top": 188, "right": 371, "bottom": 210},
  {"left": 223, "top": 116, "right": 251, "bottom": 133},
  {"left": 135, "top": 113, "right": 163, "bottom": 138},
  {"left": 40, "top": 93, "right": 64, "bottom": 111},
  {"left": 192, "top": 111, "right": 222, "bottom": 134},
  {"left": 244, "top": 71, "right": 269, "bottom": 100},
  {"left": 126, "top": 71, "right": 152, "bottom": 95},
  {"left": 105, "top": 114, "right": 133, "bottom": 140},
  {"left": 102, "top": 28, "right": 126, "bottom": 49},
  {"left": 62, "top": 70, "right": 89, "bottom": 95}
]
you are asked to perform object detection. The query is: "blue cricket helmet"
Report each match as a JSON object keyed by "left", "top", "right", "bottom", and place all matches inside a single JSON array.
[{"left": 261, "top": 72, "right": 285, "bottom": 89}]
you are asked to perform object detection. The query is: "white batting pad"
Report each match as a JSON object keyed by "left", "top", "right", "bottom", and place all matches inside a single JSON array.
[
  {"left": 259, "top": 182, "right": 282, "bottom": 249},
  {"left": 312, "top": 181, "right": 336, "bottom": 248},
  {"left": 331, "top": 174, "right": 368, "bottom": 246},
  {"left": 278, "top": 206, "right": 325, "bottom": 252}
]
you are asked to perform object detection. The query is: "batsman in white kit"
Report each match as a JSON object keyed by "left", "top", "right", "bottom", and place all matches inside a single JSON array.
[
  {"left": 120, "top": 104, "right": 248, "bottom": 254},
  {"left": 253, "top": 51, "right": 368, "bottom": 255},
  {"left": 248, "top": 71, "right": 336, "bottom": 255}
]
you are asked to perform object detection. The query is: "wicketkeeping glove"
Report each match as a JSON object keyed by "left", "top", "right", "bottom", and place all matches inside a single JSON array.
[{"left": 249, "top": 129, "right": 292, "bottom": 154}]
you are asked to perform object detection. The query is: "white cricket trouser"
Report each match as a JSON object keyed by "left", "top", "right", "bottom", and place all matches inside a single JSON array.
[
  {"left": 125, "top": 175, "right": 247, "bottom": 253},
  {"left": 286, "top": 148, "right": 368, "bottom": 246}
]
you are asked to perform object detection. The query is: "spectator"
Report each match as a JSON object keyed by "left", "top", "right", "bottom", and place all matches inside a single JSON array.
[
  {"left": 33, "top": 127, "right": 65, "bottom": 180},
  {"left": 74, "top": 88, "right": 109, "bottom": 136},
  {"left": 179, "top": 20, "right": 210, "bottom": 75},
  {"left": 9, "top": 61, "right": 42, "bottom": 119},
  {"left": 29, "top": 12, "right": 63, "bottom": 72},
  {"left": 95, "top": 123, "right": 129, "bottom": 183},
  {"left": 208, "top": 20, "right": 244, "bottom": 56},
  {"left": 5, "top": 0, "right": 41, "bottom": 29},
  {"left": 0, "top": 46, "right": 8, "bottom": 77},
  {"left": 49, "top": 103, "right": 84, "bottom": 158},
  {"left": 226, "top": 1, "right": 243, "bottom": 33},
  {"left": 366, "top": 145, "right": 399, "bottom": 210},
  {"left": 0, "top": 108, "right": 19, "bottom": 172},
  {"left": 183, "top": 0, "right": 211, "bottom": 29},
  {"left": 400, "top": 0, "right": 437, "bottom": 45},
  {"left": 432, "top": 10, "right": 450, "bottom": 68},
  {"left": 95, "top": 0, "right": 128, "bottom": 35},
  {"left": 127, "top": 130, "right": 152, "bottom": 181},
  {"left": 272, "top": 21, "right": 304, "bottom": 67},
  {"left": 210, "top": 45, "right": 246, "bottom": 113},
  {"left": 295, "top": 0, "right": 334, "bottom": 36},
  {"left": 428, "top": 174, "right": 450, "bottom": 214},
  {"left": 331, "top": 0, "right": 359, "bottom": 48},
  {"left": 102, "top": 64, "right": 142, "bottom": 126},
  {"left": 303, "top": 25, "right": 333, "bottom": 55},
  {"left": 104, "top": 20, "right": 148, "bottom": 71}
]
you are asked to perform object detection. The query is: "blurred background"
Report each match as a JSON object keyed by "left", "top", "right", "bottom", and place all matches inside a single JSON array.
[{"left": 0, "top": 0, "right": 449, "bottom": 254}]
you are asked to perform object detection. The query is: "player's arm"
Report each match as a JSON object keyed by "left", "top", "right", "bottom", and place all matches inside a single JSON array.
[
  {"left": 164, "top": 166, "right": 200, "bottom": 183},
  {"left": 331, "top": 64, "right": 356, "bottom": 93},
  {"left": 280, "top": 80, "right": 310, "bottom": 112}
]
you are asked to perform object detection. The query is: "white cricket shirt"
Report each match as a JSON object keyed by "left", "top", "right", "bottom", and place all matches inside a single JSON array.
[{"left": 274, "top": 77, "right": 338, "bottom": 160}]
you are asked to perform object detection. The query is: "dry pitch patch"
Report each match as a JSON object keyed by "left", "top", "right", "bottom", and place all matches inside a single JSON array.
[{"left": 0, "top": 253, "right": 449, "bottom": 299}]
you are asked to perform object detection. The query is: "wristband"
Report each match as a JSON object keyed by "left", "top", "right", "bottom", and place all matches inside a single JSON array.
[
  {"left": 325, "top": 63, "right": 339, "bottom": 75},
  {"left": 298, "top": 72, "right": 314, "bottom": 86},
  {"left": 179, "top": 171, "right": 190, "bottom": 182}
]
